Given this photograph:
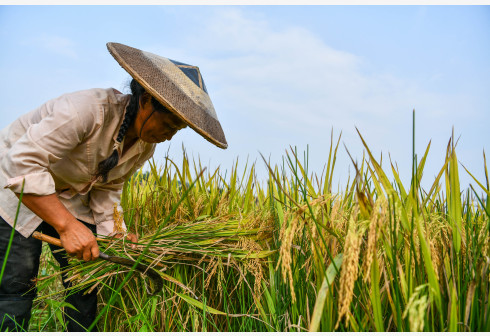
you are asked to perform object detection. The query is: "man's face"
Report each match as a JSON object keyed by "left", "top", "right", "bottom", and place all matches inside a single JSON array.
[{"left": 136, "top": 96, "right": 187, "bottom": 143}]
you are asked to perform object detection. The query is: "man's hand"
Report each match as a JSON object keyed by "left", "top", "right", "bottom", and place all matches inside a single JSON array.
[
  {"left": 112, "top": 232, "right": 139, "bottom": 249},
  {"left": 17, "top": 193, "right": 100, "bottom": 262},
  {"left": 57, "top": 218, "right": 100, "bottom": 261}
]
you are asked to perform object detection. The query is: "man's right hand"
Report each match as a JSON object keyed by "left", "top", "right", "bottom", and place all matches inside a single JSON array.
[
  {"left": 58, "top": 218, "right": 100, "bottom": 261},
  {"left": 17, "top": 193, "right": 100, "bottom": 262}
]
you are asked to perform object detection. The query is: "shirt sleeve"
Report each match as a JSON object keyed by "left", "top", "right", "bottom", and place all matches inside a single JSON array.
[
  {"left": 89, "top": 179, "right": 127, "bottom": 236},
  {"left": 2, "top": 93, "right": 97, "bottom": 195}
]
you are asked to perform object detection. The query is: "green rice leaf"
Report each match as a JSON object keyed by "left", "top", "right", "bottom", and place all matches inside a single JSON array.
[
  {"left": 370, "top": 254, "right": 384, "bottom": 332},
  {"left": 449, "top": 286, "right": 458, "bottom": 331},
  {"left": 309, "top": 254, "right": 343, "bottom": 332},
  {"left": 176, "top": 291, "right": 226, "bottom": 315}
]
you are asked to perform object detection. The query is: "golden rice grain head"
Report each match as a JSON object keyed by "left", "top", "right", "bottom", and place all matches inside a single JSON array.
[
  {"left": 204, "top": 258, "right": 219, "bottom": 289},
  {"left": 429, "top": 238, "right": 441, "bottom": 281},
  {"left": 330, "top": 198, "right": 341, "bottom": 229},
  {"left": 362, "top": 198, "right": 384, "bottom": 282},
  {"left": 335, "top": 207, "right": 361, "bottom": 329},
  {"left": 331, "top": 202, "right": 348, "bottom": 233},
  {"left": 278, "top": 224, "right": 297, "bottom": 302},
  {"left": 192, "top": 193, "right": 207, "bottom": 216},
  {"left": 402, "top": 284, "right": 429, "bottom": 332},
  {"left": 310, "top": 215, "right": 318, "bottom": 248},
  {"left": 113, "top": 202, "right": 125, "bottom": 233},
  {"left": 257, "top": 211, "right": 274, "bottom": 241},
  {"left": 277, "top": 213, "right": 301, "bottom": 302},
  {"left": 217, "top": 259, "right": 225, "bottom": 297},
  {"left": 237, "top": 236, "right": 266, "bottom": 298},
  {"left": 478, "top": 224, "right": 490, "bottom": 252},
  {"left": 460, "top": 220, "right": 467, "bottom": 257},
  {"left": 215, "top": 194, "right": 230, "bottom": 216}
]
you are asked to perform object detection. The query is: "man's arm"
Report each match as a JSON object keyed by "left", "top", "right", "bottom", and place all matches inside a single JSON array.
[{"left": 18, "top": 193, "right": 99, "bottom": 261}]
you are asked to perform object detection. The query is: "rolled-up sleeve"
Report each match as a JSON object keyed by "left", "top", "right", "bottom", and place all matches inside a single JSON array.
[{"left": 1, "top": 94, "right": 95, "bottom": 195}]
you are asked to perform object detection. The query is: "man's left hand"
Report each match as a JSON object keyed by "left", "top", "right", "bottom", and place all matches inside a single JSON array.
[{"left": 113, "top": 232, "right": 139, "bottom": 249}]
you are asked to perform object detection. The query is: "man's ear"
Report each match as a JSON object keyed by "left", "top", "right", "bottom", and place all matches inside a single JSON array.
[{"left": 139, "top": 92, "right": 152, "bottom": 110}]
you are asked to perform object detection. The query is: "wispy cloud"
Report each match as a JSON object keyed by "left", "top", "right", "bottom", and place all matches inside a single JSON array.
[
  {"left": 29, "top": 34, "right": 78, "bottom": 59},
  {"left": 149, "top": 7, "right": 485, "bottom": 188},
  {"left": 173, "top": 9, "right": 459, "bottom": 141}
]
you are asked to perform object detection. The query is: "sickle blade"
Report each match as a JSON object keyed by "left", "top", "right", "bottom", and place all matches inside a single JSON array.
[
  {"left": 99, "top": 252, "right": 163, "bottom": 296},
  {"left": 32, "top": 231, "right": 164, "bottom": 296}
]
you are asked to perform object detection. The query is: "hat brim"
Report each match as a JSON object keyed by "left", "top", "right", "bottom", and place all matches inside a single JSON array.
[{"left": 107, "top": 42, "right": 227, "bottom": 149}]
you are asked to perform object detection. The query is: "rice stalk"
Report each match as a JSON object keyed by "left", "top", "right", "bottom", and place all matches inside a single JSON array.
[
  {"left": 335, "top": 206, "right": 362, "bottom": 329},
  {"left": 31, "top": 129, "right": 490, "bottom": 332}
]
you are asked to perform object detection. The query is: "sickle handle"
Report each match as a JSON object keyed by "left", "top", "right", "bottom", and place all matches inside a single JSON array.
[
  {"left": 33, "top": 232, "right": 115, "bottom": 262},
  {"left": 32, "top": 231, "right": 63, "bottom": 247},
  {"left": 33, "top": 231, "right": 108, "bottom": 246},
  {"left": 32, "top": 231, "right": 163, "bottom": 295}
]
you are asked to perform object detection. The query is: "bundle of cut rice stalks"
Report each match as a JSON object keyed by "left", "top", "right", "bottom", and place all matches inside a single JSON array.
[
  {"left": 72, "top": 214, "right": 272, "bottom": 292},
  {"left": 36, "top": 211, "right": 274, "bottom": 331},
  {"left": 35, "top": 155, "right": 276, "bottom": 331}
]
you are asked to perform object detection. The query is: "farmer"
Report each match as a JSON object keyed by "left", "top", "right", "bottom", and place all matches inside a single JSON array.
[{"left": 0, "top": 42, "right": 227, "bottom": 331}]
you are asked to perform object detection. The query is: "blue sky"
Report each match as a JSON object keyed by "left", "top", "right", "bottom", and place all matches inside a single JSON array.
[{"left": 0, "top": 6, "right": 489, "bottom": 192}]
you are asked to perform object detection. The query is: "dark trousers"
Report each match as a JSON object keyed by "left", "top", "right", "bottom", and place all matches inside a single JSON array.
[{"left": 0, "top": 216, "right": 98, "bottom": 332}]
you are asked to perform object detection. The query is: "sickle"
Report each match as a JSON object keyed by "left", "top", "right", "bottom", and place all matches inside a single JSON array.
[{"left": 32, "top": 231, "right": 163, "bottom": 296}]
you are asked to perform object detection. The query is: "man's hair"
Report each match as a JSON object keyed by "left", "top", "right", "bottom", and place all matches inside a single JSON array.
[{"left": 95, "top": 79, "right": 170, "bottom": 182}]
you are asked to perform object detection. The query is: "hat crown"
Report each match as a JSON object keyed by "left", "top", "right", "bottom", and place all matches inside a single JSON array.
[
  {"left": 169, "top": 59, "right": 208, "bottom": 94},
  {"left": 139, "top": 50, "right": 218, "bottom": 121}
]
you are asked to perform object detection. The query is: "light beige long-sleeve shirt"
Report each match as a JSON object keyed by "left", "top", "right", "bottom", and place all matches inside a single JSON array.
[{"left": 0, "top": 88, "right": 156, "bottom": 238}]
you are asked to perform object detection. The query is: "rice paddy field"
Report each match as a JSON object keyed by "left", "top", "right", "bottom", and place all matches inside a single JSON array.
[{"left": 21, "top": 129, "right": 490, "bottom": 332}]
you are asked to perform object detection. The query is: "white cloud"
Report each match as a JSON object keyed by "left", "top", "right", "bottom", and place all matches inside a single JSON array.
[
  {"left": 148, "top": 8, "right": 485, "bottom": 189},
  {"left": 182, "top": 9, "right": 441, "bottom": 132}
]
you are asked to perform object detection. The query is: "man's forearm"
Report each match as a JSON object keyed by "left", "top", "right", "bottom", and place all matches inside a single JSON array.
[
  {"left": 16, "top": 192, "right": 99, "bottom": 261},
  {"left": 15, "top": 193, "right": 75, "bottom": 233}
]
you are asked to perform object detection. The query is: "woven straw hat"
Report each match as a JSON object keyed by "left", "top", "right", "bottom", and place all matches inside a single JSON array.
[{"left": 107, "top": 42, "right": 227, "bottom": 149}]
